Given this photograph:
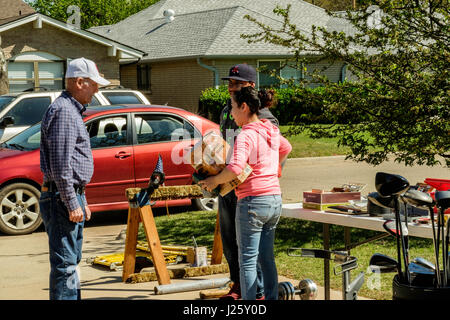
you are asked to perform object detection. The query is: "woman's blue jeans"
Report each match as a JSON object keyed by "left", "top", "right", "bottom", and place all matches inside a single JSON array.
[
  {"left": 219, "top": 190, "right": 265, "bottom": 297},
  {"left": 39, "top": 190, "right": 86, "bottom": 300},
  {"left": 236, "top": 195, "right": 282, "bottom": 300}
]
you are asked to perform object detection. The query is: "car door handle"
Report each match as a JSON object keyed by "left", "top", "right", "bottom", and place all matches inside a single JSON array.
[{"left": 115, "top": 151, "right": 132, "bottom": 159}]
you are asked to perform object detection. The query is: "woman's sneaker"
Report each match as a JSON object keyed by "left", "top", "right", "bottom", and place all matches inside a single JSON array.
[{"left": 219, "top": 282, "right": 241, "bottom": 300}]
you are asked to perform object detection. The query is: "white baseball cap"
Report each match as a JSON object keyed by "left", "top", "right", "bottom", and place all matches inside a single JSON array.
[{"left": 65, "top": 57, "right": 110, "bottom": 86}]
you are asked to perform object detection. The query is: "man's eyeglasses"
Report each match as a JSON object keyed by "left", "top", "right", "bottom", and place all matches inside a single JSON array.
[{"left": 228, "top": 80, "right": 248, "bottom": 88}]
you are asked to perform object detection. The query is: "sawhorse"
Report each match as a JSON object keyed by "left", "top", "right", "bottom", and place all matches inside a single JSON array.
[
  {"left": 122, "top": 188, "right": 171, "bottom": 284},
  {"left": 121, "top": 187, "right": 223, "bottom": 284}
]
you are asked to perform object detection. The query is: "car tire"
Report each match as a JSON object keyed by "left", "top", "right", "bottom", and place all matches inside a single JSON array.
[
  {"left": 0, "top": 183, "right": 42, "bottom": 235},
  {"left": 192, "top": 196, "right": 218, "bottom": 212}
]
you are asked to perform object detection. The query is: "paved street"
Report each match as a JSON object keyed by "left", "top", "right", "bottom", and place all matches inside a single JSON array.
[
  {"left": 0, "top": 156, "right": 448, "bottom": 300},
  {"left": 280, "top": 156, "right": 449, "bottom": 203}
]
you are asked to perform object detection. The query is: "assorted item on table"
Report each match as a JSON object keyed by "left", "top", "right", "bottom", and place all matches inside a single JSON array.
[{"left": 302, "top": 182, "right": 367, "bottom": 214}]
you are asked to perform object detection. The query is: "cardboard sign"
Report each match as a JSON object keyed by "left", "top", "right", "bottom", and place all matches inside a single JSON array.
[{"left": 185, "top": 131, "right": 252, "bottom": 196}]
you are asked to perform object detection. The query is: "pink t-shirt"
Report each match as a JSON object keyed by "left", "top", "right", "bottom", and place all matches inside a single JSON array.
[{"left": 226, "top": 119, "right": 292, "bottom": 200}]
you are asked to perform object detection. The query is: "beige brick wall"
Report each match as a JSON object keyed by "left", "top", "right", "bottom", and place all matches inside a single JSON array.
[
  {"left": 147, "top": 59, "right": 214, "bottom": 113},
  {"left": 1, "top": 22, "right": 121, "bottom": 86},
  {"left": 120, "top": 63, "right": 138, "bottom": 90}
]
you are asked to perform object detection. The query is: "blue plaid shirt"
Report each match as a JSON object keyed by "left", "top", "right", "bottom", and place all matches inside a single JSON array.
[{"left": 40, "top": 91, "right": 94, "bottom": 211}]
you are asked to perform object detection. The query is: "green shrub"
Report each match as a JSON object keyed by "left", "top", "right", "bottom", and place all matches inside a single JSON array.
[
  {"left": 198, "top": 85, "right": 229, "bottom": 123},
  {"left": 198, "top": 85, "right": 332, "bottom": 125}
]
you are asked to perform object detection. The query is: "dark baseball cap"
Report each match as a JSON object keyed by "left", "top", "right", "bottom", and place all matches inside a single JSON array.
[{"left": 221, "top": 64, "right": 256, "bottom": 83}]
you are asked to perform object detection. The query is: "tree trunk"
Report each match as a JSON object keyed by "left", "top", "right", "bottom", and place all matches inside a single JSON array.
[{"left": 0, "top": 36, "right": 9, "bottom": 95}]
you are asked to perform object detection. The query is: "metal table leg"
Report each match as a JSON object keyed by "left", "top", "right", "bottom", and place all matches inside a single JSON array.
[
  {"left": 323, "top": 223, "right": 330, "bottom": 300},
  {"left": 343, "top": 226, "right": 351, "bottom": 300}
]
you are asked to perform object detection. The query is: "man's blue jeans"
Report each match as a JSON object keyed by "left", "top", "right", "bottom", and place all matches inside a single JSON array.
[
  {"left": 218, "top": 191, "right": 264, "bottom": 297},
  {"left": 39, "top": 190, "right": 86, "bottom": 300},
  {"left": 236, "top": 195, "right": 282, "bottom": 300}
]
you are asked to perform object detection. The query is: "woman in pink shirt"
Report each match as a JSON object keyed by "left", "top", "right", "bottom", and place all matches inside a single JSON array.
[{"left": 199, "top": 86, "right": 292, "bottom": 300}]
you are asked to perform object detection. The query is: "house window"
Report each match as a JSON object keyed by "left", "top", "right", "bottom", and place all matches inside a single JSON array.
[
  {"left": 137, "top": 64, "right": 150, "bottom": 91},
  {"left": 7, "top": 52, "right": 64, "bottom": 93},
  {"left": 258, "top": 61, "right": 281, "bottom": 88},
  {"left": 257, "top": 60, "right": 303, "bottom": 88}
]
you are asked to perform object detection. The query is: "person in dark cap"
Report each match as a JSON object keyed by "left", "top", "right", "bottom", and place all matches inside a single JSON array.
[{"left": 217, "top": 63, "right": 279, "bottom": 300}]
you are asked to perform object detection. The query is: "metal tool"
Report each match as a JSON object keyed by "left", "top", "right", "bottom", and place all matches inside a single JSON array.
[
  {"left": 192, "top": 236, "right": 198, "bottom": 248},
  {"left": 435, "top": 191, "right": 450, "bottom": 286},
  {"left": 287, "top": 248, "right": 364, "bottom": 300},
  {"left": 278, "top": 279, "right": 318, "bottom": 300},
  {"left": 369, "top": 253, "right": 399, "bottom": 274},
  {"left": 412, "top": 257, "right": 436, "bottom": 272},
  {"left": 375, "top": 172, "right": 410, "bottom": 284},
  {"left": 154, "top": 277, "right": 230, "bottom": 295}
]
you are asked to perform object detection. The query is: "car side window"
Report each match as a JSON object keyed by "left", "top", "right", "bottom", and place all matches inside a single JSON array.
[
  {"left": 134, "top": 114, "right": 194, "bottom": 144},
  {"left": 101, "top": 92, "right": 142, "bottom": 104},
  {"left": 88, "top": 95, "right": 102, "bottom": 106},
  {"left": 5, "top": 97, "right": 51, "bottom": 126},
  {"left": 86, "top": 115, "right": 128, "bottom": 149}
]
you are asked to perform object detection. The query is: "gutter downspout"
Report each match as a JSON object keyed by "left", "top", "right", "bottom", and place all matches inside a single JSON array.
[
  {"left": 197, "top": 57, "right": 219, "bottom": 88},
  {"left": 340, "top": 63, "right": 347, "bottom": 83}
]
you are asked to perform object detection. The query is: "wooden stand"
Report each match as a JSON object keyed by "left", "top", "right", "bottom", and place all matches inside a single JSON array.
[
  {"left": 122, "top": 188, "right": 171, "bottom": 284},
  {"left": 122, "top": 186, "right": 224, "bottom": 284},
  {"left": 210, "top": 209, "right": 223, "bottom": 265}
]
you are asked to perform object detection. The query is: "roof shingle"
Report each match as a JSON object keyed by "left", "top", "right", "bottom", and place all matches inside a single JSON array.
[{"left": 89, "top": 0, "right": 353, "bottom": 61}]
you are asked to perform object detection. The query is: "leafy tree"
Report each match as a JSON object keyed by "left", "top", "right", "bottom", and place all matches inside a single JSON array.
[
  {"left": 0, "top": 37, "right": 8, "bottom": 95},
  {"left": 26, "top": 0, "right": 159, "bottom": 29},
  {"left": 304, "top": 0, "right": 358, "bottom": 11},
  {"left": 243, "top": 0, "right": 449, "bottom": 167}
]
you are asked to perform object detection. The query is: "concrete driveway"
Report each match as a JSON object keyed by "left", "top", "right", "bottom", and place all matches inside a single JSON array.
[{"left": 0, "top": 156, "right": 448, "bottom": 300}]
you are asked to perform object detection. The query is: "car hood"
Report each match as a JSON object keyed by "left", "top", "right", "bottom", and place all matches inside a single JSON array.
[{"left": 0, "top": 147, "right": 27, "bottom": 159}]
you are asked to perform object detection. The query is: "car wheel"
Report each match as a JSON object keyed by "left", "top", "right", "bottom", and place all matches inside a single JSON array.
[
  {"left": 192, "top": 196, "right": 218, "bottom": 212},
  {"left": 0, "top": 183, "right": 42, "bottom": 235}
]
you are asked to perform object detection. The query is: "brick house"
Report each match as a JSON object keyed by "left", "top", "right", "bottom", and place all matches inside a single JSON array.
[
  {"left": 89, "top": 0, "right": 353, "bottom": 112},
  {"left": 0, "top": 0, "right": 144, "bottom": 94}
]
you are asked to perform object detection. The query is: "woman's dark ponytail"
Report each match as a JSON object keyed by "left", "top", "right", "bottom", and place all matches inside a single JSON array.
[{"left": 258, "top": 89, "right": 276, "bottom": 109}]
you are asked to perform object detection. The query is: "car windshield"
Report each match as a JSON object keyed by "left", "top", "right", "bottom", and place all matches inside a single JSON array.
[
  {"left": 0, "top": 122, "right": 41, "bottom": 151},
  {"left": 0, "top": 96, "right": 16, "bottom": 113},
  {"left": 102, "top": 92, "right": 142, "bottom": 104}
]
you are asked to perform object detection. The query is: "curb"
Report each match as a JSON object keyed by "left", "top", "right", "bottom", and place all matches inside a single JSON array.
[{"left": 287, "top": 155, "right": 347, "bottom": 161}]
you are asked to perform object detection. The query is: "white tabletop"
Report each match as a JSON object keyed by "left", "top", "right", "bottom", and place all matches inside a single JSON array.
[{"left": 281, "top": 203, "right": 434, "bottom": 239}]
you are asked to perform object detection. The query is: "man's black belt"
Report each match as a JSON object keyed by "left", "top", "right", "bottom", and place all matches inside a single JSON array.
[{"left": 42, "top": 181, "right": 85, "bottom": 195}]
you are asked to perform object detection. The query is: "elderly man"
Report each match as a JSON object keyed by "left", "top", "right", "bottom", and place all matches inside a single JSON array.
[{"left": 39, "top": 57, "right": 109, "bottom": 300}]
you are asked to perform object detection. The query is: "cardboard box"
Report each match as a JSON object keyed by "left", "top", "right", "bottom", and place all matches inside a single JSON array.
[
  {"left": 184, "top": 131, "right": 252, "bottom": 196},
  {"left": 187, "top": 246, "right": 207, "bottom": 267},
  {"left": 303, "top": 190, "right": 361, "bottom": 204}
]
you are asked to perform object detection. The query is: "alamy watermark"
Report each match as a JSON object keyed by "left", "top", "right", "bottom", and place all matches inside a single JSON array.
[
  {"left": 366, "top": 266, "right": 382, "bottom": 290},
  {"left": 66, "top": 5, "right": 81, "bottom": 29},
  {"left": 66, "top": 265, "right": 81, "bottom": 290},
  {"left": 366, "top": 5, "right": 384, "bottom": 30}
]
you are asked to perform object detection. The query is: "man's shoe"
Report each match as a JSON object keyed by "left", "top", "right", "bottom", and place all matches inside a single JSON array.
[
  {"left": 219, "top": 282, "right": 241, "bottom": 300},
  {"left": 256, "top": 294, "right": 265, "bottom": 300}
]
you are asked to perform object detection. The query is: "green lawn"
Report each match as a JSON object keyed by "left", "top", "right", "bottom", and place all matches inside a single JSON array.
[
  {"left": 139, "top": 210, "right": 436, "bottom": 300},
  {"left": 280, "top": 125, "right": 351, "bottom": 158}
]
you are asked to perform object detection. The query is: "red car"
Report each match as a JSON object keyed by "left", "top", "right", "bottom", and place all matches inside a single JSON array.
[{"left": 0, "top": 105, "right": 219, "bottom": 235}]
